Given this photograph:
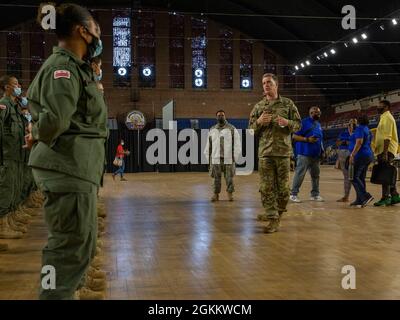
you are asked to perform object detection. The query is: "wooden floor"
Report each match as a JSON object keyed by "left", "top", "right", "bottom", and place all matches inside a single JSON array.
[{"left": 1, "top": 166, "right": 400, "bottom": 300}]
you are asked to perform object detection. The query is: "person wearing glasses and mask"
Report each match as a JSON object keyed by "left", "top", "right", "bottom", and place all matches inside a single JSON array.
[{"left": 25, "top": 3, "right": 108, "bottom": 300}]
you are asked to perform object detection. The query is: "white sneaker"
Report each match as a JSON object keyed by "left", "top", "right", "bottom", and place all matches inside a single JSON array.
[
  {"left": 290, "top": 195, "right": 302, "bottom": 203},
  {"left": 310, "top": 196, "right": 325, "bottom": 202}
]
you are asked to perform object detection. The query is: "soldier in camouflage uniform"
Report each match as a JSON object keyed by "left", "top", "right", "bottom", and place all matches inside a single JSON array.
[
  {"left": 249, "top": 74, "right": 301, "bottom": 234},
  {"left": 204, "top": 110, "right": 242, "bottom": 202}
]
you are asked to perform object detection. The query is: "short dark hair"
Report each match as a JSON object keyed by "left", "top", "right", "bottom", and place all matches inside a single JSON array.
[
  {"left": 216, "top": 110, "right": 225, "bottom": 116},
  {"left": 357, "top": 113, "right": 369, "bottom": 126},
  {"left": 262, "top": 73, "right": 279, "bottom": 85},
  {"left": 37, "top": 3, "right": 94, "bottom": 39},
  {"left": 379, "top": 100, "right": 391, "bottom": 109}
]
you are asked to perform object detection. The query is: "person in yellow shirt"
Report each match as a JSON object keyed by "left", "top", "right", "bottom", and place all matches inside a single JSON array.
[{"left": 373, "top": 100, "right": 400, "bottom": 206}]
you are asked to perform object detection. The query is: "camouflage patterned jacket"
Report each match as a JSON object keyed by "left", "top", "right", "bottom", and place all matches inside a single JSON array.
[{"left": 249, "top": 96, "right": 301, "bottom": 158}]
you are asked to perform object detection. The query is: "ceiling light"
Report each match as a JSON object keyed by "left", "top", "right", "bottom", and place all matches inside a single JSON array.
[
  {"left": 392, "top": 19, "right": 398, "bottom": 26},
  {"left": 306, "top": 60, "right": 310, "bottom": 66},
  {"left": 361, "top": 33, "right": 368, "bottom": 40},
  {"left": 330, "top": 49, "right": 336, "bottom": 55},
  {"left": 352, "top": 37, "right": 358, "bottom": 44}
]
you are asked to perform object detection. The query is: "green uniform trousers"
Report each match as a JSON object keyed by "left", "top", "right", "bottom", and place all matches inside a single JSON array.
[
  {"left": 210, "top": 161, "right": 235, "bottom": 194},
  {"left": 259, "top": 157, "right": 290, "bottom": 220},
  {"left": 32, "top": 168, "right": 98, "bottom": 300},
  {"left": 0, "top": 160, "right": 19, "bottom": 217}
]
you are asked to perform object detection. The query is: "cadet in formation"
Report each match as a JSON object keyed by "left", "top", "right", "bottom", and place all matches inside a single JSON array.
[{"left": 25, "top": 3, "right": 108, "bottom": 299}]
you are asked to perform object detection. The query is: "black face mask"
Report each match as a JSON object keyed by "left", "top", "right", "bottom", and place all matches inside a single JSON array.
[
  {"left": 83, "top": 28, "right": 103, "bottom": 60},
  {"left": 217, "top": 117, "right": 226, "bottom": 124}
]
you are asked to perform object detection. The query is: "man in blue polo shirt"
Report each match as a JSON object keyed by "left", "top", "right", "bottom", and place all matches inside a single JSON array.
[{"left": 290, "top": 107, "right": 324, "bottom": 203}]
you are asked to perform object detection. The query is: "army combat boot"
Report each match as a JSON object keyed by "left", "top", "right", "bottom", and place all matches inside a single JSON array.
[
  {"left": 257, "top": 214, "right": 268, "bottom": 221},
  {"left": 7, "top": 215, "right": 28, "bottom": 233},
  {"left": 264, "top": 219, "right": 280, "bottom": 234},
  {"left": 75, "top": 287, "right": 105, "bottom": 300},
  {"left": 91, "top": 256, "right": 103, "bottom": 269},
  {"left": 88, "top": 266, "right": 107, "bottom": 280},
  {"left": 0, "top": 216, "right": 24, "bottom": 239},
  {"left": 227, "top": 192, "right": 234, "bottom": 202},
  {"left": 211, "top": 193, "right": 219, "bottom": 202},
  {"left": 85, "top": 276, "right": 107, "bottom": 291}
]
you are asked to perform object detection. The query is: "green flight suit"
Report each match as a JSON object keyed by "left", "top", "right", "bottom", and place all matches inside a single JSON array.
[
  {"left": 0, "top": 96, "right": 26, "bottom": 217},
  {"left": 249, "top": 96, "right": 301, "bottom": 220},
  {"left": 27, "top": 47, "right": 108, "bottom": 300}
]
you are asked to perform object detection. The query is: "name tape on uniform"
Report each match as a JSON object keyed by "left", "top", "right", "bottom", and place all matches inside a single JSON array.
[
  {"left": 54, "top": 70, "right": 71, "bottom": 80},
  {"left": 0, "top": 104, "right": 6, "bottom": 110}
]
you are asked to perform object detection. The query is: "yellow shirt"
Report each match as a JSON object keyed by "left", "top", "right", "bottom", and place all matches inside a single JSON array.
[{"left": 374, "top": 111, "right": 399, "bottom": 156}]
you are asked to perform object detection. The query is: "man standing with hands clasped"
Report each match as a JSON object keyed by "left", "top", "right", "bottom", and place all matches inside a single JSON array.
[{"left": 249, "top": 73, "right": 301, "bottom": 234}]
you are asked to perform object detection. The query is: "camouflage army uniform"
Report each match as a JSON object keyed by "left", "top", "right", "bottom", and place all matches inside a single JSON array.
[
  {"left": 205, "top": 122, "right": 241, "bottom": 195},
  {"left": 249, "top": 96, "right": 301, "bottom": 220}
]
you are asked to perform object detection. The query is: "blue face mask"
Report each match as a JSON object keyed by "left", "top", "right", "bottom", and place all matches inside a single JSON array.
[
  {"left": 20, "top": 97, "right": 28, "bottom": 107},
  {"left": 24, "top": 113, "right": 32, "bottom": 122},
  {"left": 95, "top": 69, "right": 103, "bottom": 81},
  {"left": 12, "top": 87, "right": 22, "bottom": 97}
]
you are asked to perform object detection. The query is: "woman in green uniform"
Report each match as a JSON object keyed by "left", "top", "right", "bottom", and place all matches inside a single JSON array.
[{"left": 26, "top": 3, "right": 107, "bottom": 299}]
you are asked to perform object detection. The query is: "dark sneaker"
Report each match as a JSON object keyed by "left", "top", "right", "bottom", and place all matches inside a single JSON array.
[
  {"left": 361, "top": 195, "right": 374, "bottom": 208},
  {"left": 374, "top": 198, "right": 392, "bottom": 207},
  {"left": 350, "top": 201, "right": 362, "bottom": 207},
  {"left": 391, "top": 195, "right": 400, "bottom": 205}
]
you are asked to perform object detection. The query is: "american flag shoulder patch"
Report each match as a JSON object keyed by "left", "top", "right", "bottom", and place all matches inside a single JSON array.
[{"left": 54, "top": 70, "right": 71, "bottom": 80}]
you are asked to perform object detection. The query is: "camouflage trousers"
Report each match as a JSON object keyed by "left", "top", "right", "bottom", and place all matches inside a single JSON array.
[
  {"left": 259, "top": 157, "right": 290, "bottom": 220},
  {"left": 210, "top": 161, "right": 235, "bottom": 194}
]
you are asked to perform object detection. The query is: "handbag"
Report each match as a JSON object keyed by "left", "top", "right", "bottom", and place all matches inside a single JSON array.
[
  {"left": 371, "top": 163, "right": 397, "bottom": 185},
  {"left": 113, "top": 157, "right": 123, "bottom": 167}
]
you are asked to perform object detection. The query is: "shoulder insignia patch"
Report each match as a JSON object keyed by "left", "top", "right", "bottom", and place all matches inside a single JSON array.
[
  {"left": 54, "top": 70, "right": 71, "bottom": 80},
  {"left": 0, "top": 104, "right": 6, "bottom": 110}
]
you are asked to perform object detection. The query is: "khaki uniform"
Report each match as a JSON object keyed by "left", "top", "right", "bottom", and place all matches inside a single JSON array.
[
  {"left": 27, "top": 47, "right": 108, "bottom": 299},
  {"left": 249, "top": 96, "right": 301, "bottom": 220}
]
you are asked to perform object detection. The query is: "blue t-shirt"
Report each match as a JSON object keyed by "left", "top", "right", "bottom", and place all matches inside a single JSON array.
[
  {"left": 338, "top": 130, "right": 351, "bottom": 150},
  {"left": 295, "top": 117, "right": 323, "bottom": 158},
  {"left": 349, "top": 125, "right": 373, "bottom": 160}
]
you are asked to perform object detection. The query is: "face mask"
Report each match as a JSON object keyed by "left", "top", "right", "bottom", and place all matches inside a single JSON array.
[
  {"left": 20, "top": 97, "right": 28, "bottom": 107},
  {"left": 95, "top": 69, "right": 103, "bottom": 81},
  {"left": 24, "top": 113, "right": 32, "bottom": 122},
  {"left": 217, "top": 117, "right": 225, "bottom": 124},
  {"left": 12, "top": 86, "right": 22, "bottom": 97},
  {"left": 85, "top": 28, "right": 103, "bottom": 59}
]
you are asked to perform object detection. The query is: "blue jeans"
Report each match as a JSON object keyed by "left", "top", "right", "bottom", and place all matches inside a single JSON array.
[
  {"left": 351, "top": 156, "right": 373, "bottom": 203},
  {"left": 113, "top": 159, "right": 125, "bottom": 178},
  {"left": 291, "top": 155, "right": 320, "bottom": 197}
]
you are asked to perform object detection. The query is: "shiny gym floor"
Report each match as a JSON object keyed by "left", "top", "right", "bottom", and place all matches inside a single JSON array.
[{"left": 1, "top": 167, "right": 400, "bottom": 300}]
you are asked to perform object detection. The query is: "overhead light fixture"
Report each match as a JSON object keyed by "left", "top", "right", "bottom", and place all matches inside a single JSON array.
[
  {"left": 361, "top": 33, "right": 368, "bottom": 40},
  {"left": 316, "top": 56, "right": 321, "bottom": 60},
  {"left": 323, "top": 52, "right": 328, "bottom": 57},
  {"left": 306, "top": 60, "right": 310, "bottom": 66},
  {"left": 352, "top": 37, "right": 358, "bottom": 44},
  {"left": 194, "top": 78, "right": 204, "bottom": 87},
  {"left": 330, "top": 49, "right": 336, "bottom": 55},
  {"left": 344, "top": 43, "right": 349, "bottom": 48},
  {"left": 380, "top": 25, "right": 385, "bottom": 30},
  {"left": 392, "top": 19, "right": 398, "bottom": 26},
  {"left": 241, "top": 79, "right": 251, "bottom": 88},
  {"left": 295, "top": 65, "right": 299, "bottom": 70}
]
